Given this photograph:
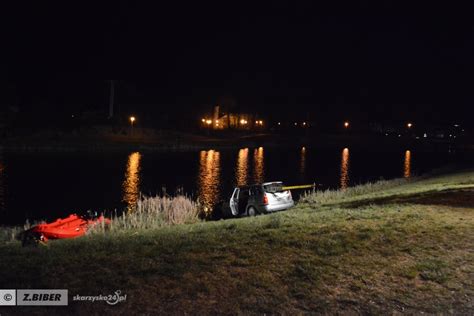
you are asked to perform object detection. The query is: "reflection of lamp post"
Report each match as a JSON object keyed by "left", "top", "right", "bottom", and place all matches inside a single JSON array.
[{"left": 130, "top": 116, "right": 136, "bottom": 136}]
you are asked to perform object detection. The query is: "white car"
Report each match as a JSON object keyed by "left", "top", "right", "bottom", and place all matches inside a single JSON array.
[{"left": 229, "top": 182, "right": 294, "bottom": 216}]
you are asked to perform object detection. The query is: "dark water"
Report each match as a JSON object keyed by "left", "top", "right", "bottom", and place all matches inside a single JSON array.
[{"left": 0, "top": 147, "right": 469, "bottom": 225}]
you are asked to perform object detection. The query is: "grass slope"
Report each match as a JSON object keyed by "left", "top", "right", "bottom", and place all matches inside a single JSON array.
[{"left": 1, "top": 170, "right": 473, "bottom": 315}]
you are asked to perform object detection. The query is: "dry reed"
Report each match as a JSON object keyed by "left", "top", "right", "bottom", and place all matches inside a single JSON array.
[{"left": 91, "top": 194, "right": 201, "bottom": 234}]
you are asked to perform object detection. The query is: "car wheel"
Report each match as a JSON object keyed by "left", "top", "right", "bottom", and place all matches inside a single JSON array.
[{"left": 247, "top": 206, "right": 258, "bottom": 217}]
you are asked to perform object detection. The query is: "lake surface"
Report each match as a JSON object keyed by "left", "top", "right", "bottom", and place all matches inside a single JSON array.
[{"left": 0, "top": 147, "right": 469, "bottom": 225}]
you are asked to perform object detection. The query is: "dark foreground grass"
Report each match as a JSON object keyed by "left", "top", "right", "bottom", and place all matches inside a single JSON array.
[{"left": 0, "top": 171, "right": 473, "bottom": 315}]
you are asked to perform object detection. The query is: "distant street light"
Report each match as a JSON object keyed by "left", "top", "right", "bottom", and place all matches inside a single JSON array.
[
  {"left": 407, "top": 123, "right": 413, "bottom": 128},
  {"left": 344, "top": 121, "right": 350, "bottom": 128}
]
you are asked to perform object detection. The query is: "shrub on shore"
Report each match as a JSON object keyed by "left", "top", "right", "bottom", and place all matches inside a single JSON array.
[
  {"left": 0, "top": 219, "right": 35, "bottom": 243},
  {"left": 0, "top": 226, "right": 24, "bottom": 243}
]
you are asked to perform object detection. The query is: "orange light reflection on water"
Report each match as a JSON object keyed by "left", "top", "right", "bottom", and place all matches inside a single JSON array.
[
  {"left": 236, "top": 148, "right": 249, "bottom": 187},
  {"left": 404, "top": 150, "right": 411, "bottom": 178},
  {"left": 198, "top": 150, "right": 221, "bottom": 214},
  {"left": 122, "top": 152, "right": 141, "bottom": 210},
  {"left": 253, "top": 147, "right": 265, "bottom": 184},
  {"left": 340, "top": 148, "right": 350, "bottom": 189},
  {"left": 300, "top": 146, "right": 306, "bottom": 178}
]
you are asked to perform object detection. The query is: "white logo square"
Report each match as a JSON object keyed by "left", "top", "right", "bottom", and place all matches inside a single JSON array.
[{"left": 0, "top": 289, "right": 16, "bottom": 306}]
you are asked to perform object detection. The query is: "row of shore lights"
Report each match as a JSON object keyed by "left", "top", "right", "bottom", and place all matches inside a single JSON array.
[
  {"left": 277, "top": 121, "right": 346, "bottom": 127},
  {"left": 283, "top": 122, "right": 413, "bottom": 128},
  {"left": 280, "top": 121, "right": 414, "bottom": 129},
  {"left": 200, "top": 118, "right": 415, "bottom": 129}
]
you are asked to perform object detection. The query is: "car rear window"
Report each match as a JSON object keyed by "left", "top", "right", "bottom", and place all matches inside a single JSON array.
[{"left": 263, "top": 183, "right": 284, "bottom": 193}]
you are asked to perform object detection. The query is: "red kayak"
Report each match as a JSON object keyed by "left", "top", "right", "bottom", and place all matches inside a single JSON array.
[{"left": 24, "top": 214, "right": 111, "bottom": 244}]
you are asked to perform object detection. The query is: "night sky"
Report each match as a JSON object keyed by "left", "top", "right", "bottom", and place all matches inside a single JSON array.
[{"left": 1, "top": 1, "right": 473, "bottom": 124}]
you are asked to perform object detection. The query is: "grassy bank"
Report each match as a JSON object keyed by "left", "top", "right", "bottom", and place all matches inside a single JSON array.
[{"left": 0, "top": 170, "right": 473, "bottom": 314}]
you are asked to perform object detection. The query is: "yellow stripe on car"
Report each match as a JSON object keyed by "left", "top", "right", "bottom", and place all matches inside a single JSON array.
[{"left": 282, "top": 184, "right": 316, "bottom": 190}]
